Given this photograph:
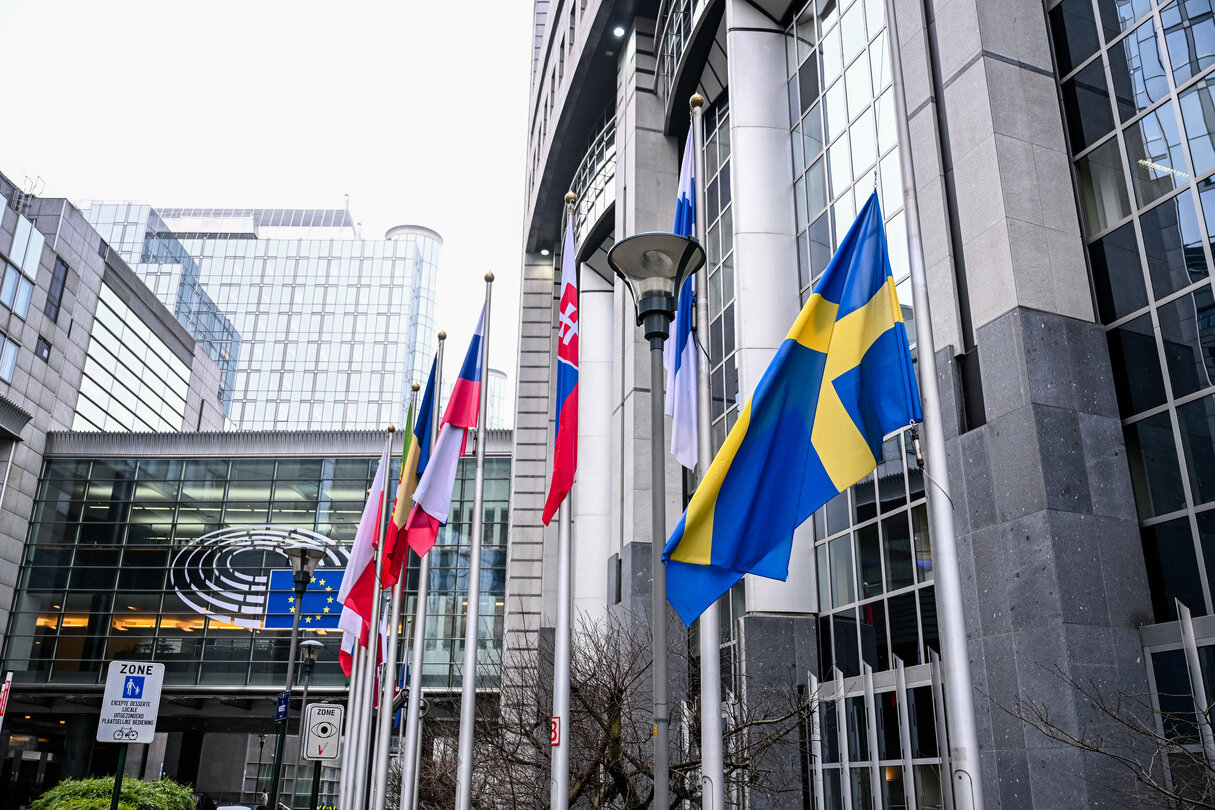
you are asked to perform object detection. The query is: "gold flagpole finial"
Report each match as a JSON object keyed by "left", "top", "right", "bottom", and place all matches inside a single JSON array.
[
  {"left": 485, "top": 272, "right": 495, "bottom": 283},
  {"left": 411, "top": 383, "right": 420, "bottom": 392},
  {"left": 690, "top": 93, "right": 705, "bottom": 109},
  {"left": 564, "top": 192, "right": 577, "bottom": 205},
  {"left": 438, "top": 331, "right": 446, "bottom": 341},
  {"left": 387, "top": 425, "right": 396, "bottom": 433}
]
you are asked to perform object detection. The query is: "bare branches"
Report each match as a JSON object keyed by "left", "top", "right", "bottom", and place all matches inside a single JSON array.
[{"left": 1001, "top": 664, "right": 1215, "bottom": 809}]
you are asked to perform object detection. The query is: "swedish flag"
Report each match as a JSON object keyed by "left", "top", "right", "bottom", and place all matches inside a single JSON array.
[{"left": 662, "top": 191, "right": 921, "bottom": 625}]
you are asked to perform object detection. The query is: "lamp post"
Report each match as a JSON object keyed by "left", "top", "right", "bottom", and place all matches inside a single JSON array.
[
  {"left": 267, "top": 546, "right": 326, "bottom": 810},
  {"left": 606, "top": 232, "right": 704, "bottom": 810},
  {"left": 296, "top": 639, "right": 324, "bottom": 810}
]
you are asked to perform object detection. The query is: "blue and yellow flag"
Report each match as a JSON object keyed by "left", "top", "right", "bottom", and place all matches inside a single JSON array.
[{"left": 662, "top": 191, "right": 921, "bottom": 625}]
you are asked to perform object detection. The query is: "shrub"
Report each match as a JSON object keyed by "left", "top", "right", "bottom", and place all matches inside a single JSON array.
[{"left": 28, "top": 776, "right": 193, "bottom": 810}]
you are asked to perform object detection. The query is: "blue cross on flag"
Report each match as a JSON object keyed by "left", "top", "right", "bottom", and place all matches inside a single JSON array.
[{"left": 264, "top": 568, "right": 346, "bottom": 629}]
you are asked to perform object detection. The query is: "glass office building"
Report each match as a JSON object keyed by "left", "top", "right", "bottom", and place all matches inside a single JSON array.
[
  {"left": 81, "top": 205, "right": 440, "bottom": 431},
  {"left": 0, "top": 430, "right": 509, "bottom": 801},
  {"left": 81, "top": 204, "right": 240, "bottom": 415}
]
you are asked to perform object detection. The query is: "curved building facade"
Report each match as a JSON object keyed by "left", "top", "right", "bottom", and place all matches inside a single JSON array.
[{"left": 507, "top": 0, "right": 1215, "bottom": 807}]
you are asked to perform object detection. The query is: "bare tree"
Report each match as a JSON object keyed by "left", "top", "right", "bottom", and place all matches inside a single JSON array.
[
  {"left": 1003, "top": 665, "right": 1215, "bottom": 809},
  {"left": 385, "top": 610, "right": 815, "bottom": 809}
]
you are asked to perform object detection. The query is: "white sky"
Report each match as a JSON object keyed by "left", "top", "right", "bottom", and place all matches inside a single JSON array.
[{"left": 0, "top": 0, "right": 533, "bottom": 411}]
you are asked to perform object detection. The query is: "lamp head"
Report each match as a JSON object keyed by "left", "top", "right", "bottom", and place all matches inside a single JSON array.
[
  {"left": 606, "top": 232, "right": 705, "bottom": 341},
  {"left": 299, "top": 639, "right": 325, "bottom": 663},
  {"left": 283, "top": 546, "right": 326, "bottom": 589}
]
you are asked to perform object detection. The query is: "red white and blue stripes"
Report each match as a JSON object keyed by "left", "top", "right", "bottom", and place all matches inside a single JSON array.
[{"left": 542, "top": 219, "right": 579, "bottom": 525}]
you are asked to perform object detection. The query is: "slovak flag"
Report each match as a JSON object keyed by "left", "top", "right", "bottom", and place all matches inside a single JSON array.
[
  {"left": 404, "top": 306, "right": 486, "bottom": 556},
  {"left": 542, "top": 219, "right": 579, "bottom": 525},
  {"left": 665, "top": 133, "right": 698, "bottom": 469}
]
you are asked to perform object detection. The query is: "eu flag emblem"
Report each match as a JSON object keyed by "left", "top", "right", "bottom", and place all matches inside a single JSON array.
[{"left": 264, "top": 568, "right": 346, "bottom": 629}]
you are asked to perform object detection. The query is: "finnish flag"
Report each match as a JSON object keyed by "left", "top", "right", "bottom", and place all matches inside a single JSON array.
[{"left": 665, "top": 133, "right": 699, "bottom": 469}]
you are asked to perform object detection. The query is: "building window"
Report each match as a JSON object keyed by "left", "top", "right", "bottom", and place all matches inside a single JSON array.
[
  {"left": 703, "top": 96, "right": 738, "bottom": 453},
  {"left": 34, "top": 337, "right": 49, "bottom": 363},
  {"left": 44, "top": 258, "right": 68, "bottom": 323},
  {"left": 0, "top": 333, "right": 19, "bottom": 382},
  {"left": 0, "top": 263, "right": 33, "bottom": 319},
  {"left": 1047, "top": 0, "right": 1215, "bottom": 622}
]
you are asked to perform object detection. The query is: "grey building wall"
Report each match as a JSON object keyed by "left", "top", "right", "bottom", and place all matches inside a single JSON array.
[{"left": 0, "top": 190, "right": 227, "bottom": 656}]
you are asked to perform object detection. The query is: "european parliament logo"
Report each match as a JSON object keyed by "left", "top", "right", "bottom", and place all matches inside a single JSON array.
[{"left": 264, "top": 569, "right": 346, "bottom": 630}]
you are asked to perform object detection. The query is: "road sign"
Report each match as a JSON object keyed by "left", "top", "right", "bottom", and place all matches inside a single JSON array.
[
  {"left": 0, "top": 671, "right": 12, "bottom": 734},
  {"left": 97, "top": 661, "right": 164, "bottom": 744},
  {"left": 275, "top": 690, "right": 290, "bottom": 722},
  {"left": 302, "top": 703, "right": 344, "bottom": 761}
]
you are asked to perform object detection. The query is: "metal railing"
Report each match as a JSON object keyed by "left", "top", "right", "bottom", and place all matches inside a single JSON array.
[
  {"left": 656, "top": 0, "right": 709, "bottom": 103},
  {"left": 570, "top": 111, "right": 617, "bottom": 245}
]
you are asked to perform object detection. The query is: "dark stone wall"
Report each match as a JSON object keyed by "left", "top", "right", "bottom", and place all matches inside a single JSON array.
[{"left": 944, "top": 307, "right": 1154, "bottom": 809}]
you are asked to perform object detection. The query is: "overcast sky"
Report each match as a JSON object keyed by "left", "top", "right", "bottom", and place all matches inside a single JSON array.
[{"left": 0, "top": 0, "right": 533, "bottom": 409}]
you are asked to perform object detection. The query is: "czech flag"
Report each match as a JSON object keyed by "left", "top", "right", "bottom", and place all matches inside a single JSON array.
[
  {"left": 542, "top": 219, "right": 579, "bottom": 525},
  {"left": 405, "top": 307, "right": 486, "bottom": 556},
  {"left": 665, "top": 133, "right": 698, "bottom": 470}
]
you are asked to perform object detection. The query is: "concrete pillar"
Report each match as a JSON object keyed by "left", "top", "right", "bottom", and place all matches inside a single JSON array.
[{"left": 724, "top": 0, "right": 816, "bottom": 615}]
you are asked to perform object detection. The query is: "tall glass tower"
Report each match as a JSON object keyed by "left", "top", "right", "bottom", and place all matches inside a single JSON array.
[{"left": 81, "top": 204, "right": 440, "bottom": 431}]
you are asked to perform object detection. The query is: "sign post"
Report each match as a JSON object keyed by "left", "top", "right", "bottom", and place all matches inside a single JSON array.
[
  {"left": 302, "top": 703, "right": 344, "bottom": 761},
  {"left": 96, "top": 661, "right": 164, "bottom": 810}
]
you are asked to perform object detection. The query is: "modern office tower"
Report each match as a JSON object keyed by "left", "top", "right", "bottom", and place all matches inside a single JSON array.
[
  {"left": 511, "top": 0, "right": 1215, "bottom": 807},
  {"left": 0, "top": 428, "right": 512, "bottom": 802},
  {"left": 0, "top": 173, "right": 228, "bottom": 685},
  {"left": 81, "top": 205, "right": 441, "bottom": 431}
]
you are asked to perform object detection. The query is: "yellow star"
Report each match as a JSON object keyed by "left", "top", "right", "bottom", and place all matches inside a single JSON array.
[
  {"left": 310, "top": 576, "right": 316, "bottom": 584},
  {"left": 319, "top": 579, "right": 326, "bottom": 586},
  {"left": 327, "top": 597, "right": 334, "bottom": 603},
  {"left": 288, "top": 596, "right": 295, "bottom": 604},
  {"left": 323, "top": 607, "right": 330, "bottom": 613},
  {"left": 305, "top": 616, "right": 312, "bottom": 623},
  {"left": 289, "top": 607, "right": 296, "bottom": 614},
  {"left": 325, "top": 586, "right": 332, "bottom": 592}
]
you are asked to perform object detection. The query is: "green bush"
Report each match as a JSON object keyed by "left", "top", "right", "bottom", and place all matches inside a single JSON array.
[{"left": 28, "top": 776, "right": 193, "bottom": 810}]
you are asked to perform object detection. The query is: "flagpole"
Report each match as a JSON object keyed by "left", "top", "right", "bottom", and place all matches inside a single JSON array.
[
  {"left": 455, "top": 274, "right": 494, "bottom": 810},
  {"left": 340, "top": 642, "right": 363, "bottom": 809},
  {"left": 362, "top": 426, "right": 396, "bottom": 810},
  {"left": 883, "top": 2, "right": 985, "bottom": 808},
  {"left": 550, "top": 193, "right": 578, "bottom": 810},
  {"left": 689, "top": 94, "right": 726, "bottom": 810},
  {"left": 373, "top": 389, "right": 417, "bottom": 810},
  {"left": 401, "top": 332, "right": 445, "bottom": 810}
]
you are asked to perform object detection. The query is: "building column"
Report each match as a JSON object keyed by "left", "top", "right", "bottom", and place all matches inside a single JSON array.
[{"left": 724, "top": 0, "right": 816, "bottom": 615}]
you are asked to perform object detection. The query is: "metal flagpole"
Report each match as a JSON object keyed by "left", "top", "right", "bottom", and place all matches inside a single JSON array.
[
  {"left": 367, "top": 435, "right": 396, "bottom": 810},
  {"left": 689, "top": 93, "right": 725, "bottom": 810},
  {"left": 373, "top": 386, "right": 417, "bottom": 810},
  {"left": 455, "top": 274, "right": 494, "bottom": 810},
  {"left": 883, "top": 2, "right": 985, "bottom": 807},
  {"left": 550, "top": 192, "right": 578, "bottom": 810},
  {"left": 400, "top": 332, "right": 445, "bottom": 810},
  {"left": 341, "top": 643, "right": 364, "bottom": 809}
]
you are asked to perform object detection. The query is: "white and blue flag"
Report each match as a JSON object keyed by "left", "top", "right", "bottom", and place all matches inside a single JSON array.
[{"left": 665, "top": 133, "right": 698, "bottom": 469}]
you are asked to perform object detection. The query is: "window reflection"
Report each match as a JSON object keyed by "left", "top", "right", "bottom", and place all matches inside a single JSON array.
[
  {"left": 1126, "top": 102, "right": 1190, "bottom": 206},
  {"left": 1161, "top": 0, "right": 1215, "bottom": 85},
  {"left": 1109, "top": 17, "right": 1169, "bottom": 120},
  {"left": 1076, "top": 137, "right": 1132, "bottom": 234}
]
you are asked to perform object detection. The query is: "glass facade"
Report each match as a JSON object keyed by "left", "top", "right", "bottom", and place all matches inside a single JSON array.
[
  {"left": 82, "top": 204, "right": 439, "bottom": 431},
  {"left": 73, "top": 283, "right": 193, "bottom": 433},
  {"left": 1048, "top": 0, "right": 1215, "bottom": 622},
  {"left": 2, "top": 450, "right": 507, "bottom": 691},
  {"left": 82, "top": 203, "right": 241, "bottom": 414}
]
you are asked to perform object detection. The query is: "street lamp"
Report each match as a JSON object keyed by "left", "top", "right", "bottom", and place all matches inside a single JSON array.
[
  {"left": 297, "top": 639, "right": 324, "bottom": 810},
  {"left": 606, "top": 231, "right": 704, "bottom": 810},
  {"left": 267, "top": 546, "right": 326, "bottom": 810}
]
